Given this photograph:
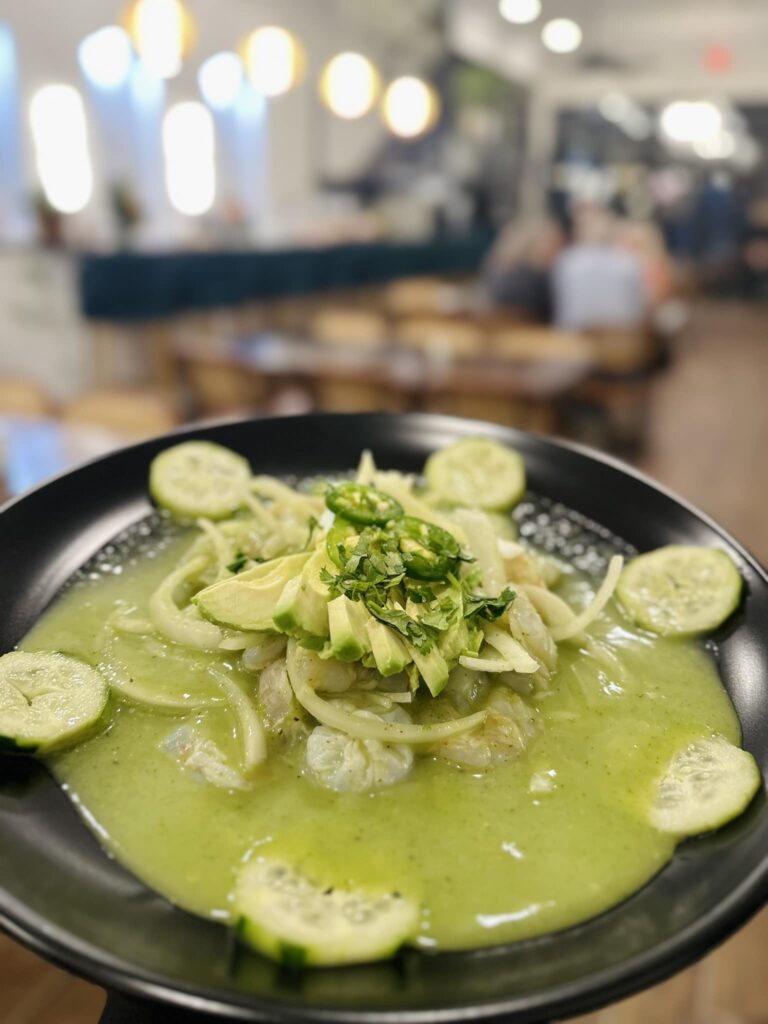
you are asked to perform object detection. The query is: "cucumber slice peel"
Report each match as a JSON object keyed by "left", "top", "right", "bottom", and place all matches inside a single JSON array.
[
  {"left": 0, "top": 651, "right": 109, "bottom": 753},
  {"left": 649, "top": 736, "right": 760, "bottom": 836},
  {"left": 234, "top": 858, "right": 419, "bottom": 966},
  {"left": 149, "top": 441, "right": 251, "bottom": 520},
  {"left": 617, "top": 545, "right": 742, "bottom": 636},
  {"left": 425, "top": 438, "right": 526, "bottom": 511}
]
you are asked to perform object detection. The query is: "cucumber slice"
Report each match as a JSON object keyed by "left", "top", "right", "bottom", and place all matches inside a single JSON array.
[
  {"left": 234, "top": 858, "right": 419, "bottom": 967},
  {"left": 425, "top": 438, "right": 526, "bottom": 511},
  {"left": 649, "top": 736, "right": 760, "bottom": 836},
  {"left": 149, "top": 441, "right": 251, "bottom": 520},
  {"left": 0, "top": 651, "right": 109, "bottom": 753},
  {"left": 617, "top": 545, "right": 742, "bottom": 636}
]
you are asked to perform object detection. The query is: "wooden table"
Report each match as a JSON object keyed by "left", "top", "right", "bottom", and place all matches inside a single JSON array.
[{"left": 173, "top": 331, "right": 596, "bottom": 429}]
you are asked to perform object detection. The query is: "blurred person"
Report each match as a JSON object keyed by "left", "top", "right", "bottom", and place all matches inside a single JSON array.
[
  {"left": 617, "top": 219, "right": 674, "bottom": 307},
  {"left": 618, "top": 218, "right": 690, "bottom": 350},
  {"left": 553, "top": 206, "right": 647, "bottom": 331},
  {"left": 481, "top": 218, "right": 564, "bottom": 322}
]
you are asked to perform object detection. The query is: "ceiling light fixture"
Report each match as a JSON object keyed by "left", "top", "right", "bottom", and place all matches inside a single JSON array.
[
  {"left": 29, "top": 84, "right": 93, "bottom": 214},
  {"left": 242, "top": 26, "right": 303, "bottom": 97},
  {"left": 382, "top": 76, "right": 440, "bottom": 139},
  {"left": 542, "top": 18, "right": 582, "bottom": 54},
  {"left": 320, "top": 52, "right": 380, "bottom": 120},
  {"left": 498, "top": 0, "right": 541, "bottom": 25},
  {"left": 78, "top": 26, "right": 133, "bottom": 90},
  {"left": 660, "top": 101, "right": 722, "bottom": 144},
  {"left": 163, "top": 101, "right": 215, "bottom": 215},
  {"left": 198, "top": 51, "right": 243, "bottom": 110},
  {"left": 126, "top": 0, "right": 195, "bottom": 80}
]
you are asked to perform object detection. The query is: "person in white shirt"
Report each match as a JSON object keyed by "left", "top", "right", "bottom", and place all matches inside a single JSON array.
[{"left": 553, "top": 207, "right": 648, "bottom": 331}]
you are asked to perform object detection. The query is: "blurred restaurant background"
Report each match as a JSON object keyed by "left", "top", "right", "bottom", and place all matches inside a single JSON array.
[{"left": 1, "top": 1, "right": 767, "bottom": 1021}]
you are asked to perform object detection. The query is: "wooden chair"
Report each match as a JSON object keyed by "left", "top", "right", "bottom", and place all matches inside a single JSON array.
[
  {"left": 382, "top": 277, "right": 449, "bottom": 318},
  {"left": 308, "top": 308, "right": 388, "bottom": 348},
  {"left": 423, "top": 391, "right": 559, "bottom": 432},
  {"left": 584, "top": 326, "right": 659, "bottom": 375},
  {"left": 491, "top": 326, "right": 594, "bottom": 363},
  {"left": 182, "top": 358, "right": 266, "bottom": 417},
  {"left": 314, "top": 375, "right": 406, "bottom": 414},
  {"left": 62, "top": 389, "right": 178, "bottom": 440},
  {"left": 571, "top": 327, "right": 662, "bottom": 454},
  {"left": 266, "top": 296, "right": 317, "bottom": 335},
  {"left": 395, "top": 317, "right": 484, "bottom": 359},
  {"left": 0, "top": 377, "right": 54, "bottom": 417}
]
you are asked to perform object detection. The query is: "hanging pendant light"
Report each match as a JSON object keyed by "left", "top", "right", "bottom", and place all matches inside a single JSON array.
[
  {"left": 125, "top": 0, "right": 196, "bottom": 80},
  {"left": 382, "top": 77, "right": 440, "bottom": 139},
  {"left": 320, "top": 52, "right": 380, "bottom": 120},
  {"left": 241, "top": 26, "right": 304, "bottom": 97}
]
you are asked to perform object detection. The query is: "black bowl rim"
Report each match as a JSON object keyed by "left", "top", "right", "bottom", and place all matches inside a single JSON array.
[{"left": 0, "top": 411, "right": 767, "bottom": 1024}]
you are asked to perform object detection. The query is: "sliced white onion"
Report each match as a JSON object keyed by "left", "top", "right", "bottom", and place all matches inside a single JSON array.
[
  {"left": 208, "top": 669, "right": 267, "bottom": 771},
  {"left": 287, "top": 641, "right": 485, "bottom": 745},
  {"left": 498, "top": 538, "right": 525, "bottom": 559},
  {"left": 549, "top": 556, "right": 624, "bottom": 642}
]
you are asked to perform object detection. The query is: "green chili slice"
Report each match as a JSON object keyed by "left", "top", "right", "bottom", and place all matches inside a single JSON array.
[
  {"left": 394, "top": 517, "right": 460, "bottom": 581},
  {"left": 325, "top": 482, "right": 404, "bottom": 526},
  {"left": 326, "top": 519, "right": 364, "bottom": 569}
]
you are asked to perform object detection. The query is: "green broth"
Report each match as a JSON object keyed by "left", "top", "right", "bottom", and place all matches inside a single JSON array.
[{"left": 21, "top": 531, "right": 740, "bottom": 950}]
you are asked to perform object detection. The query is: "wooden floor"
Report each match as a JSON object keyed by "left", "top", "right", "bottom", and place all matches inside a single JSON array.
[
  {"left": 637, "top": 300, "right": 768, "bottom": 567},
  {"left": 1, "top": 300, "right": 767, "bottom": 1023}
]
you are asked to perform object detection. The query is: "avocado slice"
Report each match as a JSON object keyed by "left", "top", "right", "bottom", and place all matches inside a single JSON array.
[
  {"left": 402, "top": 588, "right": 466, "bottom": 680},
  {"left": 438, "top": 616, "right": 471, "bottom": 663},
  {"left": 407, "top": 643, "right": 449, "bottom": 697},
  {"left": 365, "top": 620, "right": 411, "bottom": 677},
  {"left": 194, "top": 552, "right": 310, "bottom": 631},
  {"left": 328, "top": 596, "right": 371, "bottom": 662},
  {"left": 273, "top": 548, "right": 332, "bottom": 641}
]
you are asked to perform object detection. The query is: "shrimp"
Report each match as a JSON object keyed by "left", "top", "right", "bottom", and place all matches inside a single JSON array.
[{"left": 305, "top": 703, "right": 414, "bottom": 792}]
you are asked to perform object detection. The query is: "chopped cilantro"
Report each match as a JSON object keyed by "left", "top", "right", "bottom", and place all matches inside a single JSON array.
[
  {"left": 461, "top": 565, "right": 484, "bottom": 591},
  {"left": 420, "top": 594, "right": 461, "bottom": 632},
  {"left": 366, "top": 601, "right": 434, "bottom": 654},
  {"left": 403, "top": 580, "right": 437, "bottom": 603},
  {"left": 463, "top": 586, "right": 517, "bottom": 622},
  {"left": 319, "top": 504, "right": 510, "bottom": 655}
]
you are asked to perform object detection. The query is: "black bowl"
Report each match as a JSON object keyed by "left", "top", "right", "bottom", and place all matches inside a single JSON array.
[{"left": 1, "top": 413, "right": 767, "bottom": 1024}]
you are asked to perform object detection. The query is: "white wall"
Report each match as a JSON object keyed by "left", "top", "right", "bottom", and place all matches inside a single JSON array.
[
  {"left": 1, "top": 0, "right": 403, "bottom": 246},
  {"left": 0, "top": 249, "right": 88, "bottom": 400}
]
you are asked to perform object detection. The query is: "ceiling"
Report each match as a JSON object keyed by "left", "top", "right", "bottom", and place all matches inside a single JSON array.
[
  {"left": 3, "top": 0, "right": 768, "bottom": 109},
  {"left": 0, "top": 0, "right": 443, "bottom": 99},
  {"left": 449, "top": 0, "right": 768, "bottom": 102}
]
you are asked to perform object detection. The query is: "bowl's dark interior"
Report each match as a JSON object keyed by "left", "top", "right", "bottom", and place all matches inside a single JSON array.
[{"left": 1, "top": 413, "right": 767, "bottom": 1024}]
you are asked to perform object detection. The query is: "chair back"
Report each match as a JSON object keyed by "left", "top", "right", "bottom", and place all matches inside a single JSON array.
[
  {"left": 314, "top": 379, "right": 405, "bottom": 414},
  {"left": 184, "top": 360, "right": 264, "bottom": 417},
  {"left": 395, "top": 317, "right": 484, "bottom": 358},
  {"left": 63, "top": 390, "right": 177, "bottom": 439},
  {"left": 0, "top": 377, "right": 54, "bottom": 417},
  {"left": 382, "top": 277, "right": 448, "bottom": 318},
  {"left": 309, "top": 309, "right": 388, "bottom": 347},
  {"left": 491, "top": 327, "right": 594, "bottom": 363},
  {"left": 584, "top": 327, "right": 658, "bottom": 374}
]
